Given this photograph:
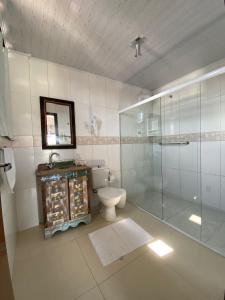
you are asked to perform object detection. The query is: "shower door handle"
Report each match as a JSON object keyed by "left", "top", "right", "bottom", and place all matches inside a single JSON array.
[{"left": 159, "top": 141, "right": 189, "bottom": 145}]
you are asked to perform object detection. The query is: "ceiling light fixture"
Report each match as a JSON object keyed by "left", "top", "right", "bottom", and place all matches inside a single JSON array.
[{"left": 130, "top": 35, "right": 145, "bottom": 58}]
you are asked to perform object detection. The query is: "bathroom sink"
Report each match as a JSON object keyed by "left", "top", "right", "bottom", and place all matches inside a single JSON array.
[{"left": 54, "top": 160, "right": 75, "bottom": 169}]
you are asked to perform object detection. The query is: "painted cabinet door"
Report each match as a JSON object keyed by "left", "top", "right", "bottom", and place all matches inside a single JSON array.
[
  {"left": 69, "top": 176, "right": 89, "bottom": 219},
  {"left": 44, "top": 178, "right": 69, "bottom": 227}
]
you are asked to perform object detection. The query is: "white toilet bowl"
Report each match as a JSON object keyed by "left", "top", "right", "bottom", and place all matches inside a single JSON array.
[{"left": 98, "top": 187, "right": 126, "bottom": 221}]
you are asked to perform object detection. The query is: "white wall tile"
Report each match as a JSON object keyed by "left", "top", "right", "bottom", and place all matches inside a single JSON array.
[
  {"left": 30, "top": 58, "right": 48, "bottom": 97},
  {"left": 69, "top": 68, "right": 89, "bottom": 104},
  {"left": 11, "top": 91, "right": 32, "bottom": 136},
  {"left": 8, "top": 52, "right": 30, "bottom": 94},
  {"left": 16, "top": 188, "right": 39, "bottom": 231},
  {"left": 106, "top": 108, "right": 119, "bottom": 136},
  {"left": 76, "top": 145, "right": 93, "bottom": 161},
  {"left": 1, "top": 185, "right": 17, "bottom": 277},
  {"left": 34, "top": 147, "right": 51, "bottom": 166},
  {"left": 93, "top": 145, "right": 109, "bottom": 167},
  {"left": 14, "top": 147, "right": 35, "bottom": 190},
  {"left": 75, "top": 102, "right": 91, "bottom": 136},
  {"left": 108, "top": 144, "right": 120, "bottom": 172},
  {"left": 89, "top": 73, "right": 106, "bottom": 107},
  {"left": 201, "top": 141, "right": 220, "bottom": 175},
  {"left": 48, "top": 62, "right": 70, "bottom": 99},
  {"left": 92, "top": 105, "right": 107, "bottom": 136},
  {"left": 31, "top": 95, "right": 41, "bottom": 135},
  {"left": 57, "top": 149, "right": 75, "bottom": 160},
  {"left": 106, "top": 79, "right": 120, "bottom": 110},
  {"left": 201, "top": 174, "right": 220, "bottom": 209}
]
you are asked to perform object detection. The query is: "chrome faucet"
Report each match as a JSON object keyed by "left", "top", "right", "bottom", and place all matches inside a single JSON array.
[{"left": 48, "top": 152, "right": 60, "bottom": 169}]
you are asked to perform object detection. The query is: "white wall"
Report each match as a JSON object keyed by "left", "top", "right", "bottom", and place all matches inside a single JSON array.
[{"left": 8, "top": 50, "right": 150, "bottom": 231}]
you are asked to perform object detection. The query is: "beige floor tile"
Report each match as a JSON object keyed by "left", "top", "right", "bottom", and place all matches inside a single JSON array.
[
  {"left": 13, "top": 239, "right": 96, "bottom": 300},
  {"left": 75, "top": 287, "right": 104, "bottom": 300},
  {"left": 76, "top": 228, "right": 147, "bottom": 284},
  {"left": 150, "top": 224, "right": 225, "bottom": 299},
  {"left": 99, "top": 251, "right": 206, "bottom": 300}
]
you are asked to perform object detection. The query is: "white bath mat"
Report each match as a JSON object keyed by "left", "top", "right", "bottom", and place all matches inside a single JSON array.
[{"left": 88, "top": 218, "right": 153, "bottom": 266}]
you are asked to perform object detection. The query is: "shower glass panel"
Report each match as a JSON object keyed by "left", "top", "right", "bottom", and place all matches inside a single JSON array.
[
  {"left": 200, "top": 75, "right": 225, "bottom": 253},
  {"left": 120, "top": 72, "right": 225, "bottom": 257},
  {"left": 120, "top": 100, "right": 163, "bottom": 218},
  {"left": 162, "top": 85, "right": 201, "bottom": 240}
]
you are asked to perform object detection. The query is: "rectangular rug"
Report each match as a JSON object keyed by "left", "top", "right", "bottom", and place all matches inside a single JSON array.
[{"left": 88, "top": 218, "right": 153, "bottom": 266}]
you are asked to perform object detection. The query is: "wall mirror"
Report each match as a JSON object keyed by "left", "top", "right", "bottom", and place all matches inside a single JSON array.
[{"left": 40, "top": 97, "right": 76, "bottom": 149}]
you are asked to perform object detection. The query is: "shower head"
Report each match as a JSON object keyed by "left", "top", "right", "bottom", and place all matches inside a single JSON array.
[{"left": 130, "top": 36, "right": 145, "bottom": 58}]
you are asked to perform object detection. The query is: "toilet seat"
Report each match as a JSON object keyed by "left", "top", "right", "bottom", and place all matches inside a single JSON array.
[{"left": 98, "top": 187, "right": 122, "bottom": 200}]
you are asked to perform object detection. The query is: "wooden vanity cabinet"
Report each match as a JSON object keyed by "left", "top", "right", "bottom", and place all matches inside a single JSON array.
[{"left": 36, "top": 165, "right": 92, "bottom": 238}]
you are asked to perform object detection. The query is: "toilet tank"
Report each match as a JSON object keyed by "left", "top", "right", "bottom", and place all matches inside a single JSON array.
[{"left": 91, "top": 167, "right": 109, "bottom": 189}]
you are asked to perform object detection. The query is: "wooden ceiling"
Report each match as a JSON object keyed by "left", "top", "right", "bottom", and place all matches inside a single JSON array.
[{"left": 2, "top": 0, "right": 225, "bottom": 90}]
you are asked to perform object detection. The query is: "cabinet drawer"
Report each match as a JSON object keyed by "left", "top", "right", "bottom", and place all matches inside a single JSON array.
[{"left": 69, "top": 176, "right": 89, "bottom": 219}]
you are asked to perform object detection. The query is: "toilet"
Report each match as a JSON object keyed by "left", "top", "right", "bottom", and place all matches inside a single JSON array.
[{"left": 92, "top": 167, "right": 126, "bottom": 221}]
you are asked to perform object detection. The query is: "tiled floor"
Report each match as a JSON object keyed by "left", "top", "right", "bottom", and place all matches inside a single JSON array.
[{"left": 12, "top": 202, "right": 225, "bottom": 300}]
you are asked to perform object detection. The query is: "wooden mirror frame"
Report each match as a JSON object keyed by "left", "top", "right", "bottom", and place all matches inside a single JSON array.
[{"left": 40, "top": 96, "right": 76, "bottom": 149}]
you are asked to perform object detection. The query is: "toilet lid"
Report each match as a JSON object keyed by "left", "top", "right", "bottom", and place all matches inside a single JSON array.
[{"left": 98, "top": 187, "right": 122, "bottom": 200}]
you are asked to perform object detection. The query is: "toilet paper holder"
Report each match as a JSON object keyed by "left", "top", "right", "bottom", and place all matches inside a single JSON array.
[{"left": 0, "top": 163, "right": 12, "bottom": 172}]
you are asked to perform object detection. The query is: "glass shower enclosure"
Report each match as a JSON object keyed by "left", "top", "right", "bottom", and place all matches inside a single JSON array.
[{"left": 120, "top": 72, "right": 225, "bottom": 257}]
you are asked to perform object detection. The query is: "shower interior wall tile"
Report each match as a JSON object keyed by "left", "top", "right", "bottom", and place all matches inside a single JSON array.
[
  {"left": 220, "top": 95, "right": 225, "bottom": 130},
  {"left": 30, "top": 58, "right": 48, "bottom": 97},
  {"left": 220, "top": 176, "right": 225, "bottom": 211},
  {"left": 180, "top": 170, "right": 200, "bottom": 202},
  {"left": 69, "top": 68, "right": 90, "bottom": 105},
  {"left": 180, "top": 142, "right": 199, "bottom": 172},
  {"left": 201, "top": 76, "right": 220, "bottom": 99},
  {"left": 220, "top": 141, "right": 225, "bottom": 176},
  {"left": 201, "top": 173, "right": 221, "bottom": 209},
  {"left": 165, "top": 145, "right": 179, "bottom": 169},
  {"left": 179, "top": 84, "right": 200, "bottom": 134},
  {"left": 162, "top": 93, "right": 180, "bottom": 135},
  {"left": 15, "top": 188, "right": 39, "bottom": 231},
  {"left": 48, "top": 62, "right": 70, "bottom": 99},
  {"left": 163, "top": 168, "right": 181, "bottom": 199},
  {"left": 200, "top": 96, "right": 221, "bottom": 132},
  {"left": 201, "top": 141, "right": 220, "bottom": 176}
]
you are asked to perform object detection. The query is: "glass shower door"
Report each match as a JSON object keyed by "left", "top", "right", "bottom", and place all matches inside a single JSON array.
[
  {"left": 120, "top": 99, "right": 163, "bottom": 218},
  {"left": 162, "top": 85, "right": 202, "bottom": 240}
]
